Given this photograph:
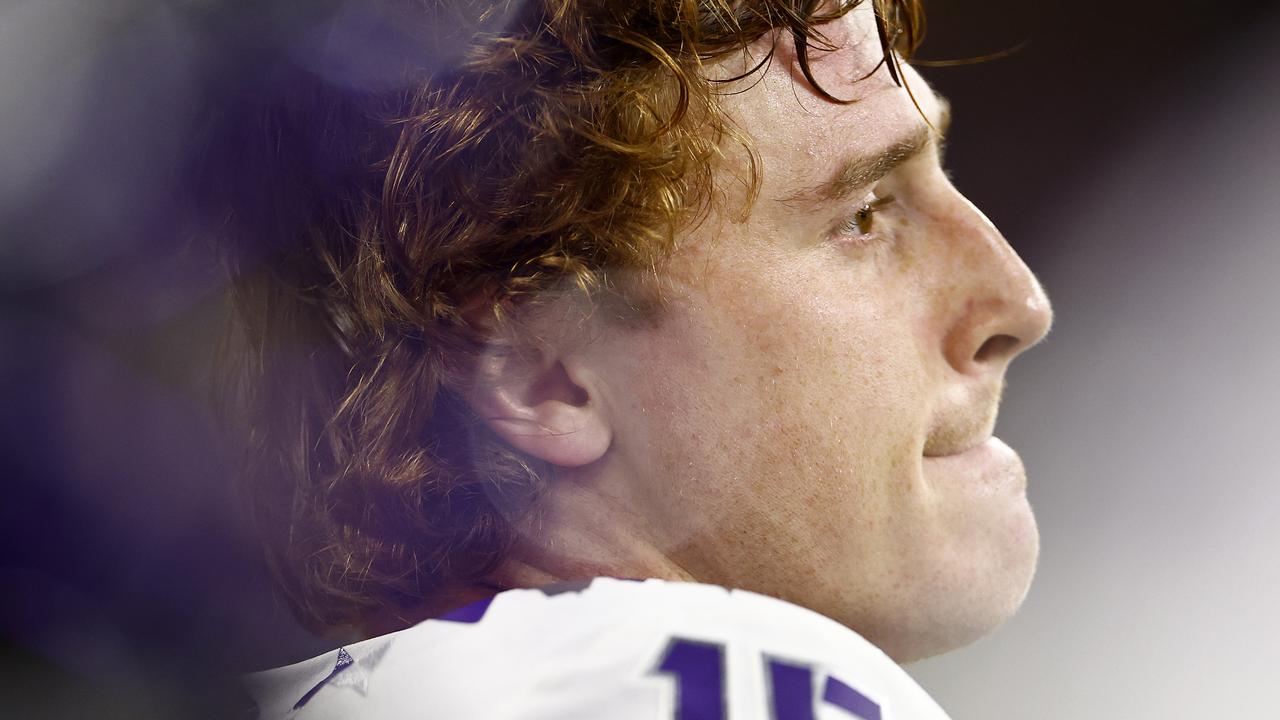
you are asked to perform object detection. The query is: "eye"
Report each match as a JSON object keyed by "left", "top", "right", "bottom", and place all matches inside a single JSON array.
[{"left": 836, "top": 193, "right": 897, "bottom": 241}]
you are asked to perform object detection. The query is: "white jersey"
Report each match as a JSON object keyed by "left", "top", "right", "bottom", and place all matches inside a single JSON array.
[{"left": 245, "top": 578, "right": 950, "bottom": 720}]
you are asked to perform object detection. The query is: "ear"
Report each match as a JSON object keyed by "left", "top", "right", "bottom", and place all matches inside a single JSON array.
[{"left": 467, "top": 347, "right": 612, "bottom": 469}]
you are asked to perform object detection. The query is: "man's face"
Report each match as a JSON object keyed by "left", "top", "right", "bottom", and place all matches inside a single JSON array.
[{"left": 577, "top": 4, "right": 1052, "bottom": 661}]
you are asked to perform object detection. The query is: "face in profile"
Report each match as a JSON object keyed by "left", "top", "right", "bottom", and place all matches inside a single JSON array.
[{"left": 556, "top": 2, "right": 1053, "bottom": 662}]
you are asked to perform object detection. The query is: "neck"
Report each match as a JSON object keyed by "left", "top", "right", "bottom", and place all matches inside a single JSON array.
[
  {"left": 491, "top": 468, "right": 697, "bottom": 589},
  {"left": 361, "top": 466, "right": 695, "bottom": 638}
]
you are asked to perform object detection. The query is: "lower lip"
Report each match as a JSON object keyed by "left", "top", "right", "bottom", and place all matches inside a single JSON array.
[{"left": 922, "top": 436, "right": 1023, "bottom": 480}]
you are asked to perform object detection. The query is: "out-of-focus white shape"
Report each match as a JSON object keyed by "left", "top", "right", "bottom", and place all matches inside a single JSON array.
[
  {"left": 0, "top": 0, "right": 197, "bottom": 288},
  {"left": 0, "top": 0, "right": 110, "bottom": 213},
  {"left": 287, "top": 0, "right": 530, "bottom": 91},
  {"left": 910, "top": 15, "right": 1280, "bottom": 720}
]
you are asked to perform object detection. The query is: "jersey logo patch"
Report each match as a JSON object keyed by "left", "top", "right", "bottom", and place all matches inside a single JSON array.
[{"left": 293, "top": 648, "right": 355, "bottom": 710}]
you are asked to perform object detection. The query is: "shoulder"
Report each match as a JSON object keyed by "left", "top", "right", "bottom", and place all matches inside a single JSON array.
[{"left": 245, "top": 578, "right": 950, "bottom": 720}]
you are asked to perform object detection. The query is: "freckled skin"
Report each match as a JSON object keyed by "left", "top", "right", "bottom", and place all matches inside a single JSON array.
[{"left": 501, "top": 4, "right": 1053, "bottom": 663}]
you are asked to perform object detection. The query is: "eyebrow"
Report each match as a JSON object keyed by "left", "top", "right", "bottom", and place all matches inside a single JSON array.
[{"left": 783, "top": 96, "right": 953, "bottom": 208}]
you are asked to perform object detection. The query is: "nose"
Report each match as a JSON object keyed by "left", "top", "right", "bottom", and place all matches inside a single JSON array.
[{"left": 939, "top": 193, "right": 1053, "bottom": 378}]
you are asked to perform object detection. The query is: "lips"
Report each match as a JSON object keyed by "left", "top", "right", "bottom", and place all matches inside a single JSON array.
[
  {"left": 922, "top": 435, "right": 990, "bottom": 458},
  {"left": 921, "top": 413, "right": 997, "bottom": 457},
  {"left": 920, "top": 437, "right": 1028, "bottom": 498},
  {"left": 923, "top": 382, "right": 1004, "bottom": 457}
]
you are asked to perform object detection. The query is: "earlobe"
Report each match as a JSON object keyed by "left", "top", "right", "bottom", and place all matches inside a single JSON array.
[{"left": 469, "top": 354, "right": 612, "bottom": 469}]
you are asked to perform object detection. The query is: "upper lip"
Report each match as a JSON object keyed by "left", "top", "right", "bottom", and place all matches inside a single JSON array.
[
  {"left": 922, "top": 383, "right": 1003, "bottom": 457},
  {"left": 922, "top": 434, "right": 990, "bottom": 457}
]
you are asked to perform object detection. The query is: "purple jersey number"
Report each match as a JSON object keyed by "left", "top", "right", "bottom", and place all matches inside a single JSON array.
[
  {"left": 653, "top": 638, "right": 881, "bottom": 720},
  {"left": 654, "top": 638, "right": 726, "bottom": 720}
]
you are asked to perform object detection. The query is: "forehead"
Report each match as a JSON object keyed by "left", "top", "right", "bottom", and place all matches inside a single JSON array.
[{"left": 712, "top": 3, "right": 944, "bottom": 201}]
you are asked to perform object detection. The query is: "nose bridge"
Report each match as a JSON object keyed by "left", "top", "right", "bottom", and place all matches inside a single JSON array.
[{"left": 939, "top": 191, "right": 1053, "bottom": 374}]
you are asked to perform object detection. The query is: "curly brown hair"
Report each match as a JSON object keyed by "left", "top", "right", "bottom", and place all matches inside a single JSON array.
[{"left": 196, "top": 0, "right": 924, "bottom": 631}]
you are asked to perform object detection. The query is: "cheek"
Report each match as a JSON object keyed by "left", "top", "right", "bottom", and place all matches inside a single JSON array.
[
  {"left": 615, "top": 257, "right": 934, "bottom": 527},
  {"left": 734, "top": 264, "right": 930, "bottom": 453}
]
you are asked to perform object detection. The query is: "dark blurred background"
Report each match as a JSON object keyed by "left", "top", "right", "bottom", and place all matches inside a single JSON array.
[{"left": 2, "top": 0, "right": 1277, "bottom": 717}]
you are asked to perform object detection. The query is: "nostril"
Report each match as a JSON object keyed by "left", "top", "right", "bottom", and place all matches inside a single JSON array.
[{"left": 974, "top": 334, "right": 1020, "bottom": 364}]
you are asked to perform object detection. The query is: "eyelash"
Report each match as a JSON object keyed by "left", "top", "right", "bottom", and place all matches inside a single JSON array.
[{"left": 836, "top": 192, "right": 897, "bottom": 242}]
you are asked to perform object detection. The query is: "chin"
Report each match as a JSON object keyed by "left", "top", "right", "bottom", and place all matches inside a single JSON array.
[
  {"left": 919, "top": 510, "right": 1039, "bottom": 662},
  {"left": 870, "top": 497, "right": 1041, "bottom": 664}
]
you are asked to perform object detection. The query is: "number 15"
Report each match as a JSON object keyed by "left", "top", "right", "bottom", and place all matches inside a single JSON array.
[{"left": 653, "top": 638, "right": 882, "bottom": 720}]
